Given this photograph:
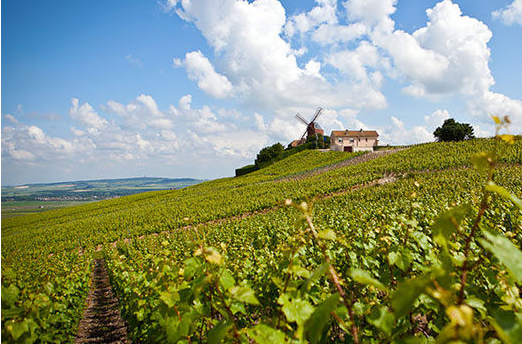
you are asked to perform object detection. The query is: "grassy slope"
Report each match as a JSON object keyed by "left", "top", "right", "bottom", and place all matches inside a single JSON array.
[
  {"left": 3, "top": 140, "right": 521, "bottom": 263},
  {"left": 1, "top": 139, "right": 521, "bottom": 343}
]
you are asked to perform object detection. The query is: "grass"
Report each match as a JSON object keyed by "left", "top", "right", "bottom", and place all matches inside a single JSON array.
[{"left": 1, "top": 200, "right": 97, "bottom": 219}]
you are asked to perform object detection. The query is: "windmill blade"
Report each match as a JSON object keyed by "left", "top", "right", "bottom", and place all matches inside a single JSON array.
[
  {"left": 295, "top": 113, "right": 309, "bottom": 125},
  {"left": 310, "top": 107, "right": 323, "bottom": 123},
  {"left": 299, "top": 129, "right": 308, "bottom": 143}
]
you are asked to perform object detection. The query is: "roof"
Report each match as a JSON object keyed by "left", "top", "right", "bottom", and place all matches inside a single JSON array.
[
  {"left": 289, "top": 139, "right": 301, "bottom": 147},
  {"left": 331, "top": 130, "right": 379, "bottom": 138}
]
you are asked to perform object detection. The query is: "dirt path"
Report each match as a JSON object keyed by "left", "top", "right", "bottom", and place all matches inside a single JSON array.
[{"left": 75, "top": 259, "right": 130, "bottom": 344}]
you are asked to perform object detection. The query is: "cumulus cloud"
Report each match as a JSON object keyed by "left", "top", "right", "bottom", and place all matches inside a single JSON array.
[
  {"left": 171, "top": 0, "right": 387, "bottom": 112},
  {"left": 3, "top": 93, "right": 271, "bottom": 172},
  {"left": 311, "top": 22, "right": 366, "bottom": 45},
  {"left": 1, "top": 123, "right": 90, "bottom": 164},
  {"left": 284, "top": 0, "right": 338, "bottom": 37},
  {"left": 424, "top": 109, "right": 450, "bottom": 129},
  {"left": 345, "top": 0, "right": 397, "bottom": 27},
  {"left": 493, "top": 0, "right": 522, "bottom": 26},
  {"left": 326, "top": 40, "right": 387, "bottom": 83},
  {"left": 353, "top": 0, "right": 521, "bottom": 133},
  {"left": 468, "top": 91, "right": 522, "bottom": 133},
  {"left": 69, "top": 98, "right": 108, "bottom": 133},
  {"left": 105, "top": 94, "right": 174, "bottom": 129},
  {"left": 174, "top": 51, "right": 233, "bottom": 99}
]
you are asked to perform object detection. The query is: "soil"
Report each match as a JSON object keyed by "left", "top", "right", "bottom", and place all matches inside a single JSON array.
[{"left": 75, "top": 259, "right": 130, "bottom": 344}]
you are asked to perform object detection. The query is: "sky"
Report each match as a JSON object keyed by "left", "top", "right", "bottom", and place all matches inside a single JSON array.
[{"left": 2, "top": 0, "right": 522, "bottom": 185}]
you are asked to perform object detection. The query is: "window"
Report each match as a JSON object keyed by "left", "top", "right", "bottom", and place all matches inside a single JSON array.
[
  {"left": 365, "top": 138, "right": 368, "bottom": 142},
  {"left": 338, "top": 138, "right": 343, "bottom": 143},
  {"left": 349, "top": 138, "right": 354, "bottom": 143}
]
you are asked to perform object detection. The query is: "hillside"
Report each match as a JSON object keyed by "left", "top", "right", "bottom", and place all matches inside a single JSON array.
[{"left": 2, "top": 138, "right": 522, "bottom": 343}]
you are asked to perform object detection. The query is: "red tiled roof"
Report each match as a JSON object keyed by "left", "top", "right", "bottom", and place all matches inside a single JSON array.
[{"left": 331, "top": 130, "right": 379, "bottom": 137}]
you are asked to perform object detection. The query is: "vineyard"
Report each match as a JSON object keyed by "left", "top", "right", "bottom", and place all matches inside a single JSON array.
[{"left": 2, "top": 122, "right": 522, "bottom": 343}]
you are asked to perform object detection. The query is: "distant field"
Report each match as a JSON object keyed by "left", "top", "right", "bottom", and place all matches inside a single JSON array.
[
  {"left": 2, "top": 177, "right": 204, "bottom": 218},
  {"left": 1, "top": 177, "right": 204, "bottom": 201},
  {"left": 1, "top": 200, "right": 96, "bottom": 219}
]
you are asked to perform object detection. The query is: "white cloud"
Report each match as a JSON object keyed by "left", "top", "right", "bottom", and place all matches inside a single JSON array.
[
  {"left": 468, "top": 91, "right": 522, "bottom": 133},
  {"left": 355, "top": 0, "right": 520, "bottom": 132},
  {"left": 424, "top": 109, "right": 450, "bottom": 129},
  {"left": 4, "top": 114, "right": 19, "bottom": 125},
  {"left": 344, "top": 0, "right": 397, "bottom": 27},
  {"left": 326, "top": 40, "right": 385, "bottom": 82},
  {"left": 105, "top": 94, "right": 174, "bottom": 130},
  {"left": 254, "top": 112, "right": 267, "bottom": 131},
  {"left": 69, "top": 98, "right": 108, "bottom": 132},
  {"left": 71, "top": 127, "right": 86, "bottom": 136},
  {"left": 192, "top": 130, "right": 269, "bottom": 158},
  {"left": 284, "top": 0, "right": 338, "bottom": 37},
  {"left": 493, "top": 0, "right": 522, "bottom": 26},
  {"left": 2, "top": 123, "right": 85, "bottom": 163},
  {"left": 311, "top": 22, "right": 366, "bottom": 45},
  {"left": 171, "top": 0, "right": 387, "bottom": 113},
  {"left": 378, "top": 116, "right": 432, "bottom": 145},
  {"left": 2, "top": 140, "right": 35, "bottom": 161},
  {"left": 174, "top": 51, "right": 233, "bottom": 99},
  {"left": 136, "top": 94, "right": 162, "bottom": 117},
  {"left": 178, "top": 94, "right": 192, "bottom": 110}
]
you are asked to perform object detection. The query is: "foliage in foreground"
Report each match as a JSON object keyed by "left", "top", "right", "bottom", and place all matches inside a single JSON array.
[{"left": 103, "top": 118, "right": 522, "bottom": 343}]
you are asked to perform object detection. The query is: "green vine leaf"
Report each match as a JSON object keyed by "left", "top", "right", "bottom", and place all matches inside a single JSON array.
[
  {"left": 368, "top": 306, "right": 395, "bottom": 337},
  {"left": 391, "top": 273, "right": 433, "bottom": 318},
  {"left": 491, "top": 310, "right": 522, "bottom": 344},
  {"left": 485, "top": 181, "right": 522, "bottom": 211},
  {"left": 349, "top": 269, "right": 389, "bottom": 292},
  {"left": 479, "top": 231, "right": 522, "bottom": 284},
  {"left": 278, "top": 294, "right": 314, "bottom": 326},
  {"left": 229, "top": 286, "right": 260, "bottom": 305},
  {"left": 247, "top": 324, "right": 289, "bottom": 344},
  {"left": 207, "top": 321, "right": 233, "bottom": 344},
  {"left": 305, "top": 293, "right": 340, "bottom": 344}
]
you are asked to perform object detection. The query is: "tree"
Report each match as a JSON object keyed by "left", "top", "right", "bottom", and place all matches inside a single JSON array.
[
  {"left": 255, "top": 143, "right": 284, "bottom": 167},
  {"left": 433, "top": 119, "right": 475, "bottom": 142},
  {"left": 305, "top": 133, "right": 330, "bottom": 149}
]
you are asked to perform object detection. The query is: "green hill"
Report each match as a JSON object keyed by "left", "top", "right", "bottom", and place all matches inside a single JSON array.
[
  {"left": 1, "top": 177, "right": 204, "bottom": 200},
  {"left": 2, "top": 138, "right": 522, "bottom": 343}
]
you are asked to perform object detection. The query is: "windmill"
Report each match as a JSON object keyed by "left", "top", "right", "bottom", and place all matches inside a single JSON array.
[{"left": 295, "top": 107, "right": 324, "bottom": 147}]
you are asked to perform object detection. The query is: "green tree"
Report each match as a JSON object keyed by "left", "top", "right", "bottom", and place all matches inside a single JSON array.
[
  {"left": 433, "top": 119, "right": 475, "bottom": 142},
  {"left": 306, "top": 134, "right": 330, "bottom": 149},
  {"left": 255, "top": 143, "right": 284, "bottom": 167}
]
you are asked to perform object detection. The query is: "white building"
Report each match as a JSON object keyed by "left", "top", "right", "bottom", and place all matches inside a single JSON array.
[{"left": 330, "top": 130, "right": 379, "bottom": 152}]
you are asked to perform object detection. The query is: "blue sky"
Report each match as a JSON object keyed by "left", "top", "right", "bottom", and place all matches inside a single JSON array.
[{"left": 2, "top": 0, "right": 522, "bottom": 185}]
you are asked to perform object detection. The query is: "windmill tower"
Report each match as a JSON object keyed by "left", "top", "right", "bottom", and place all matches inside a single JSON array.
[{"left": 295, "top": 107, "right": 324, "bottom": 147}]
